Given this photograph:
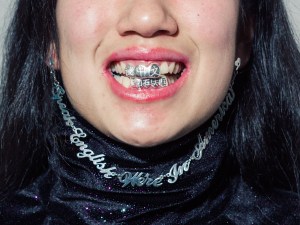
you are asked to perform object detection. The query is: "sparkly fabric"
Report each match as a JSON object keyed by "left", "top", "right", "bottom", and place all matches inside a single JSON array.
[{"left": 0, "top": 114, "right": 299, "bottom": 224}]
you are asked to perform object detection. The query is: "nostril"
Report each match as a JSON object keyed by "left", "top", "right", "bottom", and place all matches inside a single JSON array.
[
  {"left": 121, "top": 29, "right": 178, "bottom": 38},
  {"left": 117, "top": 3, "right": 178, "bottom": 38},
  {"left": 153, "top": 29, "right": 178, "bottom": 37}
]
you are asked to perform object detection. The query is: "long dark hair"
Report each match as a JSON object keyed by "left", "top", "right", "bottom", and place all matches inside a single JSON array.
[
  {"left": 0, "top": 0, "right": 299, "bottom": 200},
  {"left": 232, "top": 0, "right": 300, "bottom": 193},
  {"left": 0, "top": 0, "right": 57, "bottom": 199}
]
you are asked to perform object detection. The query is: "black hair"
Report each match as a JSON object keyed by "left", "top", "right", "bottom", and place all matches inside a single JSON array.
[
  {"left": 0, "top": 0, "right": 299, "bottom": 200},
  {"left": 0, "top": 0, "right": 57, "bottom": 199},
  {"left": 232, "top": 0, "right": 300, "bottom": 193}
]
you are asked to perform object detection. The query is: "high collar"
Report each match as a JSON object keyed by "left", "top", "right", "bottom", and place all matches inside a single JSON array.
[{"left": 49, "top": 109, "right": 231, "bottom": 223}]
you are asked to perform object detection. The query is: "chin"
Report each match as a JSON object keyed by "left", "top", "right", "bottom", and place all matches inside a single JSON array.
[{"left": 113, "top": 129, "right": 175, "bottom": 147}]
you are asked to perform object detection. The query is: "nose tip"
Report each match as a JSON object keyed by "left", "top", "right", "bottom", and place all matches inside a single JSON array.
[{"left": 117, "top": 1, "right": 178, "bottom": 37}]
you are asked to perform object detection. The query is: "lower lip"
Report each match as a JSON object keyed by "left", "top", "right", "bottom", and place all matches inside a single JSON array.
[{"left": 103, "top": 69, "right": 189, "bottom": 102}]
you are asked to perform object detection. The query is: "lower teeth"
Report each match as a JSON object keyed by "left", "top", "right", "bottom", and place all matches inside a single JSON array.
[
  {"left": 113, "top": 75, "right": 173, "bottom": 89},
  {"left": 133, "top": 77, "right": 168, "bottom": 89}
]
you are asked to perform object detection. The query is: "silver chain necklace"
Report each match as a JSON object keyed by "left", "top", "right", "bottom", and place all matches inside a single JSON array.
[{"left": 51, "top": 59, "right": 240, "bottom": 188}]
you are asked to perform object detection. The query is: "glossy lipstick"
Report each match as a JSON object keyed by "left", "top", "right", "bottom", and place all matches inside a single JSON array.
[{"left": 103, "top": 47, "right": 190, "bottom": 102}]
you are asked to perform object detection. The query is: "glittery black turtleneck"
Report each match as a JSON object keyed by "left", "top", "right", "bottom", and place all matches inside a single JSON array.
[{"left": 0, "top": 112, "right": 299, "bottom": 224}]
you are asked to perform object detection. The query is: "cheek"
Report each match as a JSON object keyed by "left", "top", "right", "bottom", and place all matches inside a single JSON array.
[
  {"left": 183, "top": 2, "right": 238, "bottom": 49},
  {"left": 200, "top": 23, "right": 236, "bottom": 49},
  {"left": 56, "top": 1, "right": 110, "bottom": 52}
]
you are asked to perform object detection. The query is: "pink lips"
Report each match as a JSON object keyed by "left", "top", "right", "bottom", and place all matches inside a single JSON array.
[{"left": 103, "top": 47, "right": 190, "bottom": 102}]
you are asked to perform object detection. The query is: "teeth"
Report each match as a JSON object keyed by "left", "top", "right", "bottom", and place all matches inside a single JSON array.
[
  {"left": 111, "top": 61, "right": 184, "bottom": 89},
  {"left": 113, "top": 75, "right": 179, "bottom": 89},
  {"left": 122, "top": 76, "right": 131, "bottom": 88},
  {"left": 114, "top": 63, "right": 121, "bottom": 74},
  {"left": 159, "top": 75, "right": 168, "bottom": 87},
  {"left": 111, "top": 64, "right": 116, "bottom": 73},
  {"left": 168, "top": 76, "right": 175, "bottom": 84},
  {"left": 125, "top": 64, "right": 135, "bottom": 77},
  {"left": 111, "top": 61, "right": 184, "bottom": 76},
  {"left": 120, "top": 62, "right": 127, "bottom": 73},
  {"left": 160, "top": 62, "right": 169, "bottom": 75},
  {"left": 174, "top": 64, "right": 180, "bottom": 74},
  {"left": 169, "top": 62, "right": 175, "bottom": 74},
  {"left": 114, "top": 75, "right": 122, "bottom": 84}
]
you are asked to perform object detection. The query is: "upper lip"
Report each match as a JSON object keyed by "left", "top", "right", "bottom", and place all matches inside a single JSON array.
[{"left": 103, "top": 47, "right": 189, "bottom": 70}]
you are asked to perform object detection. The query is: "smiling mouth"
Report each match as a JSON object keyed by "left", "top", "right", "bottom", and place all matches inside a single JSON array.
[{"left": 109, "top": 61, "right": 185, "bottom": 89}]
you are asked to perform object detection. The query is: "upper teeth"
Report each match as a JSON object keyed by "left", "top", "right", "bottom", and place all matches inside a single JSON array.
[
  {"left": 110, "top": 61, "right": 184, "bottom": 77},
  {"left": 126, "top": 64, "right": 160, "bottom": 78}
]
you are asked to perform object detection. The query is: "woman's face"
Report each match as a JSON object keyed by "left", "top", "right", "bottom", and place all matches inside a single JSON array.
[{"left": 56, "top": 0, "right": 240, "bottom": 147}]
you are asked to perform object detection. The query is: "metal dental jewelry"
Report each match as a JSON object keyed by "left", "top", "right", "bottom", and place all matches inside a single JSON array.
[
  {"left": 124, "top": 64, "right": 168, "bottom": 89},
  {"left": 51, "top": 58, "right": 241, "bottom": 188}
]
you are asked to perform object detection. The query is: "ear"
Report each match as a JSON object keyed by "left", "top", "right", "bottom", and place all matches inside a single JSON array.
[
  {"left": 236, "top": 17, "right": 254, "bottom": 69},
  {"left": 46, "top": 42, "right": 60, "bottom": 70}
]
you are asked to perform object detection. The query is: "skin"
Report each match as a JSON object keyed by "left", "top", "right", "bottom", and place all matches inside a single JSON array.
[{"left": 55, "top": 0, "right": 249, "bottom": 147}]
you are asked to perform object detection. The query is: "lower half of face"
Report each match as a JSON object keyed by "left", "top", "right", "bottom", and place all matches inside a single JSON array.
[{"left": 56, "top": 0, "right": 239, "bottom": 147}]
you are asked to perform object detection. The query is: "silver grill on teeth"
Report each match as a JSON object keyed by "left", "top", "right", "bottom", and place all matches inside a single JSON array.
[
  {"left": 125, "top": 64, "right": 160, "bottom": 78},
  {"left": 111, "top": 63, "right": 182, "bottom": 89},
  {"left": 131, "top": 76, "right": 168, "bottom": 89}
]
